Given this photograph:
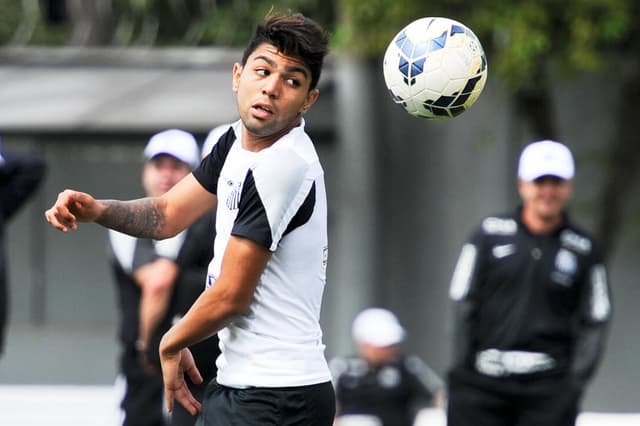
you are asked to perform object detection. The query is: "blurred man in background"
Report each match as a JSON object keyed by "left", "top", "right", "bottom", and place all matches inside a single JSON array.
[
  {"left": 0, "top": 140, "right": 46, "bottom": 358},
  {"left": 447, "top": 140, "right": 612, "bottom": 426},
  {"left": 108, "top": 129, "right": 219, "bottom": 425},
  {"left": 330, "top": 307, "right": 444, "bottom": 426}
]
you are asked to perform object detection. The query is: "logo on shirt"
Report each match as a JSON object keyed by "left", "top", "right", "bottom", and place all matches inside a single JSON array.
[
  {"left": 555, "top": 249, "right": 577, "bottom": 274},
  {"left": 377, "top": 366, "right": 401, "bottom": 388},
  {"left": 321, "top": 246, "right": 328, "bottom": 279},
  {"left": 482, "top": 217, "right": 517, "bottom": 235},
  {"left": 560, "top": 230, "right": 592, "bottom": 254},
  {"left": 225, "top": 180, "right": 242, "bottom": 210},
  {"left": 206, "top": 273, "right": 217, "bottom": 288},
  {"left": 492, "top": 243, "right": 516, "bottom": 259},
  {"left": 552, "top": 249, "right": 577, "bottom": 287}
]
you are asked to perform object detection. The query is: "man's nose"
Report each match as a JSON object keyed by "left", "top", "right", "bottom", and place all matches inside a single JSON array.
[{"left": 262, "top": 75, "right": 281, "bottom": 97}]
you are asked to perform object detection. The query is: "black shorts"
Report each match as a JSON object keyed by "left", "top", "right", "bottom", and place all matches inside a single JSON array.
[
  {"left": 447, "top": 373, "right": 581, "bottom": 426},
  {"left": 195, "top": 380, "right": 335, "bottom": 426}
]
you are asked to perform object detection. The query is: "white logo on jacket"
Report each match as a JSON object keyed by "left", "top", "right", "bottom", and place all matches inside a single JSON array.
[
  {"left": 482, "top": 217, "right": 517, "bottom": 235},
  {"left": 492, "top": 244, "right": 516, "bottom": 259},
  {"left": 560, "top": 230, "right": 592, "bottom": 254},
  {"left": 552, "top": 249, "right": 577, "bottom": 287}
]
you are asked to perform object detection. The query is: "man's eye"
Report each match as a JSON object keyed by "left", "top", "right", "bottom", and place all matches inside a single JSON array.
[
  {"left": 286, "top": 78, "right": 301, "bottom": 87},
  {"left": 256, "top": 69, "right": 269, "bottom": 76}
]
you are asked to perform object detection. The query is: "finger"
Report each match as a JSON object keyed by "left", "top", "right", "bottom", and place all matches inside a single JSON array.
[
  {"left": 54, "top": 206, "right": 78, "bottom": 229},
  {"left": 44, "top": 207, "right": 75, "bottom": 232},
  {"left": 44, "top": 209, "right": 63, "bottom": 230},
  {"left": 165, "top": 388, "right": 174, "bottom": 413},
  {"left": 175, "top": 388, "right": 202, "bottom": 415},
  {"left": 46, "top": 193, "right": 79, "bottom": 230},
  {"left": 191, "top": 399, "right": 203, "bottom": 414},
  {"left": 185, "top": 364, "right": 203, "bottom": 385}
]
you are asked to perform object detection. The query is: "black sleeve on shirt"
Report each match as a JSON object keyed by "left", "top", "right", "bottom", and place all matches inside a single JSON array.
[
  {"left": 231, "top": 169, "right": 272, "bottom": 249},
  {"left": 449, "top": 228, "right": 483, "bottom": 369},
  {"left": 283, "top": 182, "right": 315, "bottom": 237},
  {"left": 192, "top": 127, "right": 235, "bottom": 194},
  {"left": 571, "top": 250, "right": 612, "bottom": 391},
  {"left": 572, "top": 325, "right": 608, "bottom": 391},
  {"left": 232, "top": 171, "right": 316, "bottom": 250}
]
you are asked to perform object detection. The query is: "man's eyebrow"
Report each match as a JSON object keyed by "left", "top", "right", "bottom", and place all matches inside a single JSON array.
[{"left": 253, "top": 55, "right": 309, "bottom": 79}]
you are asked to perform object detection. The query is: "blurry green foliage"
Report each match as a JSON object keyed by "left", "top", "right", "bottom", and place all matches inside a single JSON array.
[
  {"left": 0, "top": 0, "right": 21, "bottom": 42},
  {"left": 0, "top": 0, "right": 636, "bottom": 89},
  {"left": 0, "top": 0, "right": 335, "bottom": 47},
  {"left": 337, "top": 0, "right": 636, "bottom": 89}
]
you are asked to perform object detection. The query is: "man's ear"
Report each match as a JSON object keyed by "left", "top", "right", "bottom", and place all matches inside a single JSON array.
[
  {"left": 232, "top": 63, "right": 242, "bottom": 92},
  {"left": 300, "top": 89, "right": 319, "bottom": 115}
]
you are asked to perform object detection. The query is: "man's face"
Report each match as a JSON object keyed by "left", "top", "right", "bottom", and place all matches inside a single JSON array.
[
  {"left": 232, "top": 43, "right": 319, "bottom": 138},
  {"left": 518, "top": 175, "right": 573, "bottom": 222},
  {"left": 358, "top": 342, "right": 398, "bottom": 366},
  {"left": 142, "top": 155, "right": 191, "bottom": 197}
]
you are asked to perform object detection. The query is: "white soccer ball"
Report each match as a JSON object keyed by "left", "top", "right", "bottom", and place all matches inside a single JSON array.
[{"left": 383, "top": 17, "right": 488, "bottom": 119}]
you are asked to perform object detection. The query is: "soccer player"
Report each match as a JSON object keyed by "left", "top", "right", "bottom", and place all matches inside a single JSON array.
[
  {"left": 44, "top": 12, "right": 334, "bottom": 425},
  {"left": 446, "top": 140, "right": 612, "bottom": 426}
]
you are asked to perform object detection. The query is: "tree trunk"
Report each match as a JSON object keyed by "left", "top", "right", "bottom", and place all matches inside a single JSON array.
[
  {"left": 513, "top": 67, "right": 557, "bottom": 139},
  {"left": 595, "top": 58, "right": 640, "bottom": 260},
  {"left": 66, "top": 0, "right": 114, "bottom": 46}
]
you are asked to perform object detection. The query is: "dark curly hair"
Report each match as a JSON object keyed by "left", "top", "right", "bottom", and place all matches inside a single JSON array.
[{"left": 241, "top": 13, "right": 330, "bottom": 91}]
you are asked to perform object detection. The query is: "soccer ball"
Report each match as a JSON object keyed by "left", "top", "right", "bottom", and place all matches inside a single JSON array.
[{"left": 383, "top": 17, "right": 488, "bottom": 119}]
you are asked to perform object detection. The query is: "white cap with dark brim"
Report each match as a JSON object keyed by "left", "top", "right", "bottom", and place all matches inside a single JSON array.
[
  {"left": 518, "top": 140, "right": 575, "bottom": 182},
  {"left": 144, "top": 129, "right": 200, "bottom": 169}
]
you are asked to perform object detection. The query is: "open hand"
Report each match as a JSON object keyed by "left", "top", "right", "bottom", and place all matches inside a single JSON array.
[{"left": 160, "top": 347, "right": 204, "bottom": 415}]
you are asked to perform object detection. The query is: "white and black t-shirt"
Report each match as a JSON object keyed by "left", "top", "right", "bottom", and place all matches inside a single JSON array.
[{"left": 194, "top": 119, "right": 331, "bottom": 388}]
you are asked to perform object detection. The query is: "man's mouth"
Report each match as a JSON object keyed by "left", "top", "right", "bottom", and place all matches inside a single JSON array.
[{"left": 252, "top": 103, "right": 274, "bottom": 118}]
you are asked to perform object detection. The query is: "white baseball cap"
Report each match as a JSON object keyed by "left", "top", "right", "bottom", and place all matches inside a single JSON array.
[
  {"left": 352, "top": 308, "right": 405, "bottom": 347},
  {"left": 517, "top": 140, "right": 574, "bottom": 182},
  {"left": 144, "top": 129, "right": 200, "bottom": 169}
]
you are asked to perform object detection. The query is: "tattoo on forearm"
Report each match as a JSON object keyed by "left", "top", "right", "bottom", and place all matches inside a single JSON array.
[{"left": 96, "top": 198, "right": 165, "bottom": 238}]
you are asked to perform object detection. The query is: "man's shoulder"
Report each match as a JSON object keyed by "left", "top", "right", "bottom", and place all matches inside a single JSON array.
[
  {"left": 559, "top": 222, "right": 596, "bottom": 256},
  {"left": 252, "top": 142, "right": 316, "bottom": 190},
  {"left": 272, "top": 124, "right": 319, "bottom": 164},
  {"left": 477, "top": 213, "right": 519, "bottom": 236}
]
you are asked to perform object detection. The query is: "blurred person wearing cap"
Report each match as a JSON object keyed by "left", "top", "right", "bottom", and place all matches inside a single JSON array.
[
  {"left": 330, "top": 308, "right": 444, "bottom": 426},
  {"left": 446, "top": 140, "right": 612, "bottom": 426},
  {"left": 0, "top": 139, "right": 46, "bottom": 359},
  {"left": 108, "top": 129, "right": 219, "bottom": 426}
]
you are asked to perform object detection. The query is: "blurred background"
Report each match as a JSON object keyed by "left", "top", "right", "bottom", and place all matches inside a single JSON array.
[{"left": 1, "top": 0, "right": 639, "bottom": 421}]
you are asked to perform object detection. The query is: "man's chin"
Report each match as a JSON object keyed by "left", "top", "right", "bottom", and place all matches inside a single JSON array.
[{"left": 538, "top": 208, "right": 563, "bottom": 222}]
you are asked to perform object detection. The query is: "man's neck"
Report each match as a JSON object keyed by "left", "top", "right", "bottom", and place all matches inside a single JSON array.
[{"left": 242, "top": 119, "right": 301, "bottom": 152}]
